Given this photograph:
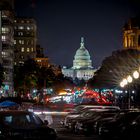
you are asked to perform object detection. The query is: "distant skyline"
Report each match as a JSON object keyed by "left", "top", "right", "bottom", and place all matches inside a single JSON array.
[{"left": 15, "top": 0, "right": 140, "bottom": 68}]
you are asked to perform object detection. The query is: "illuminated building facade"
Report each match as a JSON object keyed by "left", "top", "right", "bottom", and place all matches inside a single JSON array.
[
  {"left": 34, "top": 57, "right": 49, "bottom": 68},
  {"left": 35, "top": 45, "right": 61, "bottom": 76},
  {"left": 123, "top": 17, "right": 140, "bottom": 50},
  {"left": 62, "top": 37, "right": 96, "bottom": 81},
  {"left": 0, "top": 0, "right": 14, "bottom": 96},
  {"left": 34, "top": 45, "right": 49, "bottom": 67},
  {"left": 14, "top": 17, "right": 37, "bottom": 66}
]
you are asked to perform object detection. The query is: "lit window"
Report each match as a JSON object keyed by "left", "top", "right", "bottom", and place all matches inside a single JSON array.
[
  {"left": 27, "top": 26, "right": 30, "bottom": 30},
  {"left": 2, "top": 36, "right": 6, "bottom": 41},
  {"left": 18, "top": 26, "right": 24, "bottom": 30},
  {"left": 19, "top": 61, "right": 24, "bottom": 64},
  {"left": 2, "top": 27, "right": 9, "bottom": 33},
  {"left": 19, "top": 40, "right": 21, "bottom": 44},
  {"left": 2, "top": 51, "right": 5, "bottom": 55},
  {"left": 14, "top": 40, "right": 16, "bottom": 44},
  {"left": 27, "top": 48, "right": 30, "bottom": 52},
  {"left": 2, "top": 51, "right": 8, "bottom": 57},
  {"left": 31, "top": 47, "right": 34, "bottom": 52},
  {"left": 19, "top": 40, "right": 24, "bottom": 44},
  {"left": 21, "top": 47, "right": 24, "bottom": 52},
  {"left": 18, "top": 32, "right": 23, "bottom": 36},
  {"left": 22, "top": 40, "right": 24, "bottom": 44},
  {"left": 2, "top": 13, "right": 7, "bottom": 18}
]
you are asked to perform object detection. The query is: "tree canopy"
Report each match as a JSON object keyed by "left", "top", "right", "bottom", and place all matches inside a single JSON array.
[
  {"left": 14, "top": 59, "right": 75, "bottom": 95},
  {"left": 88, "top": 49, "right": 140, "bottom": 89}
]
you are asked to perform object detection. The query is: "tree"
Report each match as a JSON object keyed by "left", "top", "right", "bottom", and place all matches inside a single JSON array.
[
  {"left": 14, "top": 59, "right": 39, "bottom": 95},
  {"left": 88, "top": 49, "right": 140, "bottom": 89},
  {"left": 52, "top": 75, "right": 75, "bottom": 93},
  {"left": 14, "top": 59, "right": 75, "bottom": 96},
  {"left": 37, "top": 66, "right": 56, "bottom": 89}
]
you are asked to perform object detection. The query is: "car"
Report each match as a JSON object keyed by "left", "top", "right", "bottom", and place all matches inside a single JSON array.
[
  {"left": 124, "top": 114, "right": 140, "bottom": 139},
  {"left": 74, "top": 110, "right": 117, "bottom": 135},
  {"left": 94, "top": 109, "right": 131, "bottom": 134},
  {"left": 66, "top": 108, "right": 117, "bottom": 132},
  {"left": 0, "top": 110, "right": 57, "bottom": 140},
  {"left": 63, "top": 105, "right": 97, "bottom": 127},
  {"left": 98, "top": 111, "right": 140, "bottom": 139},
  {"left": 63, "top": 105, "right": 120, "bottom": 128}
]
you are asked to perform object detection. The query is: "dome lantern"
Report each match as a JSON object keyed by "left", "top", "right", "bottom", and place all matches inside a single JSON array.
[
  {"left": 80, "top": 37, "right": 85, "bottom": 49},
  {"left": 72, "top": 37, "right": 93, "bottom": 69}
]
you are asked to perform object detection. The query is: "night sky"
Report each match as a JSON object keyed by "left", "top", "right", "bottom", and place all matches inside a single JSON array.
[{"left": 14, "top": 0, "right": 140, "bottom": 68}]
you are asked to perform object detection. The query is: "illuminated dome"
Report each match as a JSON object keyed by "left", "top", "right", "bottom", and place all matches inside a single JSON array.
[{"left": 73, "top": 37, "right": 93, "bottom": 69}]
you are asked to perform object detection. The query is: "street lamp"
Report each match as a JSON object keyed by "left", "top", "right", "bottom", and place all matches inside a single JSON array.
[
  {"left": 123, "top": 78, "right": 128, "bottom": 85},
  {"left": 133, "top": 70, "right": 139, "bottom": 79},
  {"left": 120, "top": 78, "right": 128, "bottom": 88},
  {"left": 120, "top": 81, "right": 125, "bottom": 88},
  {"left": 120, "top": 77, "right": 132, "bottom": 109},
  {"left": 127, "top": 75, "right": 133, "bottom": 83},
  {"left": 120, "top": 69, "right": 140, "bottom": 109}
]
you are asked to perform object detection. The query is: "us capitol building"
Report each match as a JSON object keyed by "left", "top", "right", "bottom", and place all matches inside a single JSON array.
[{"left": 62, "top": 37, "right": 96, "bottom": 81}]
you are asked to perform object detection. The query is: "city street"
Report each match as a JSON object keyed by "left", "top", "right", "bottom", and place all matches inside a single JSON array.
[{"left": 1, "top": 0, "right": 140, "bottom": 139}]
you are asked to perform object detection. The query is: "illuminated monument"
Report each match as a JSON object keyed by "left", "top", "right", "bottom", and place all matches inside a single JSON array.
[
  {"left": 123, "top": 17, "right": 140, "bottom": 50},
  {"left": 62, "top": 37, "right": 96, "bottom": 81}
]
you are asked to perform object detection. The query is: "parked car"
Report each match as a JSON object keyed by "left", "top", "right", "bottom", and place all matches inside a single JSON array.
[
  {"left": 63, "top": 105, "right": 98, "bottom": 127},
  {"left": 98, "top": 111, "right": 140, "bottom": 139},
  {"left": 68, "top": 109, "right": 100, "bottom": 130},
  {"left": 124, "top": 114, "right": 140, "bottom": 139},
  {"left": 94, "top": 109, "right": 132, "bottom": 134},
  {"left": 66, "top": 108, "right": 118, "bottom": 132},
  {"left": 74, "top": 110, "right": 117, "bottom": 135},
  {"left": 63, "top": 105, "right": 120, "bottom": 128},
  {"left": 0, "top": 110, "right": 57, "bottom": 140}
]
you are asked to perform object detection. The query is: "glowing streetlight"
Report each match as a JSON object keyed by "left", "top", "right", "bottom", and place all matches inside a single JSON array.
[
  {"left": 127, "top": 75, "right": 133, "bottom": 83},
  {"left": 120, "top": 81, "right": 125, "bottom": 87},
  {"left": 120, "top": 78, "right": 128, "bottom": 88},
  {"left": 133, "top": 70, "right": 139, "bottom": 79},
  {"left": 123, "top": 78, "right": 128, "bottom": 85},
  {"left": 120, "top": 70, "right": 139, "bottom": 109},
  {"left": 120, "top": 78, "right": 131, "bottom": 109}
]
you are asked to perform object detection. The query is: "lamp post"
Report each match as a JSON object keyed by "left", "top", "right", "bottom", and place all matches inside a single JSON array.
[
  {"left": 133, "top": 71, "right": 139, "bottom": 79},
  {"left": 120, "top": 77, "right": 132, "bottom": 109},
  {"left": 126, "top": 75, "right": 133, "bottom": 109},
  {"left": 120, "top": 71, "right": 139, "bottom": 109},
  {"left": 132, "top": 71, "right": 139, "bottom": 108}
]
